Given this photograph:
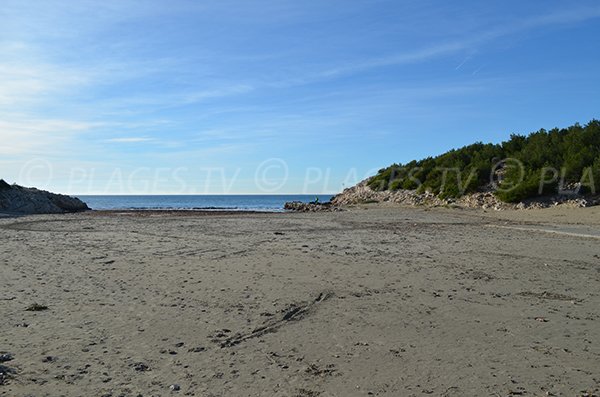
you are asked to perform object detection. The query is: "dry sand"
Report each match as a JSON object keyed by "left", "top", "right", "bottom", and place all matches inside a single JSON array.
[{"left": 1, "top": 205, "right": 599, "bottom": 396}]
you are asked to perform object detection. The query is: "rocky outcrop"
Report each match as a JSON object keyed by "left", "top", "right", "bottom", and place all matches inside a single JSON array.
[
  {"left": 284, "top": 201, "right": 341, "bottom": 212},
  {"left": 331, "top": 179, "right": 600, "bottom": 211},
  {"left": 0, "top": 180, "right": 90, "bottom": 214},
  {"left": 331, "top": 180, "right": 447, "bottom": 207}
]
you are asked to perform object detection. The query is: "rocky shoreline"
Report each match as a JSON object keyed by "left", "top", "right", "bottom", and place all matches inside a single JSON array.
[
  {"left": 329, "top": 180, "right": 600, "bottom": 211},
  {"left": 0, "top": 180, "right": 90, "bottom": 215},
  {"left": 283, "top": 201, "right": 342, "bottom": 212}
]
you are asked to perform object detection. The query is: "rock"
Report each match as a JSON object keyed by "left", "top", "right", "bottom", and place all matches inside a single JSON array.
[
  {"left": 0, "top": 363, "right": 16, "bottom": 386},
  {"left": 330, "top": 180, "right": 448, "bottom": 207},
  {"left": 0, "top": 353, "right": 13, "bottom": 363},
  {"left": 284, "top": 201, "right": 341, "bottom": 212},
  {"left": 0, "top": 179, "right": 90, "bottom": 214},
  {"left": 132, "top": 362, "right": 149, "bottom": 372},
  {"left": 25, "top": 303, "right": 49, "bottom": 311}
]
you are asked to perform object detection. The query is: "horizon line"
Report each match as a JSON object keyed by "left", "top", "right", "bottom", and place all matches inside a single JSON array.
[{"left": 72, "top": 192, "right": 339, "bottom": 196}]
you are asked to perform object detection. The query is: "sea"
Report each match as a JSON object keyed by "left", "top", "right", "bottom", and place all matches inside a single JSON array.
[{"left": 76, "top": 194, "right": 334, "bottom": 212}]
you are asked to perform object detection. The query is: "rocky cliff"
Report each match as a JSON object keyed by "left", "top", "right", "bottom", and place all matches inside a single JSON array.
[{"left": 0, "top": 180, "right": 90, "bottom": 214}]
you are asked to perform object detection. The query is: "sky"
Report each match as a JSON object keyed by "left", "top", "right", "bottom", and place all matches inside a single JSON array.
[{"left": 1, "top": 0, "right": 599, "bottom": 194}]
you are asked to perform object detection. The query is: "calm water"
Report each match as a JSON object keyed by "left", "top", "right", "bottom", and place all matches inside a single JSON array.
[{"left": 76, "top": 195, "right": 334, "bottom": 212}]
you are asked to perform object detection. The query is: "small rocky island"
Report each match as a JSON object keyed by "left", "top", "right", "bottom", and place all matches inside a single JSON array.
[{"left": 0, "top": 179, "right": 89, "bottom": 215}]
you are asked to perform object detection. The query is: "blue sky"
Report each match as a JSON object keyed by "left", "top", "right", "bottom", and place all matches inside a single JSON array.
[{"left": 1, "top": 0, "right": 599, "bottom": 194}]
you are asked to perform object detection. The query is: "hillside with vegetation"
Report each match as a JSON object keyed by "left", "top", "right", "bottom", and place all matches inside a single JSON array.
[{"left": 366, "top": 120, "right": 600, "bottom": 203}]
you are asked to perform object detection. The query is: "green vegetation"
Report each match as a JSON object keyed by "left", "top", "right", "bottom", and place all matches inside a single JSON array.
[{"left": 367, "top": 120, "right": 600, "bottom": 202}]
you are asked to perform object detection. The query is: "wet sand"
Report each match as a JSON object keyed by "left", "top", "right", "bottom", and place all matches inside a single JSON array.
[{"left": 1, "top": 206, "right": 599, "bottom": 396}]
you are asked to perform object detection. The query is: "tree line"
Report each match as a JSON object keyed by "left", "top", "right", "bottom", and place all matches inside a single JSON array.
[{"left": 367, "top": 120, "right": 600, "bottom": 202}]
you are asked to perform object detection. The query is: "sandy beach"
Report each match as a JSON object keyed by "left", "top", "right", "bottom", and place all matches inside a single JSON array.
[{"left": 1, "top": 205, "right": 599, "bottom": 396}]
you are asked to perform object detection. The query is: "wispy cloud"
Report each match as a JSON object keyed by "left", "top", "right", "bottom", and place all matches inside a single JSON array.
[
  {"left": 90, "top": 84, "right": 256, "bottom": 116},
  {"left": 0, "top": 62, "right": 89, "bottom": 106},
  {"left": 0, "top": 117, "right": 97, "bottom": 155},
  {"left": 179, "top": 85, "right": 254, "bottom": 104},
  {"left": 270, "top": 5, "right": 600, "bottom": 87},
  {"left": 105, "top": 137, "right": 154, "bottom": 143}
]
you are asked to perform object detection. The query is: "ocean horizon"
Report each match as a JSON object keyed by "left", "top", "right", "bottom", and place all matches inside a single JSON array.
[{"left": 76, "top": 194, "right": 335, "bottom": 211}]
